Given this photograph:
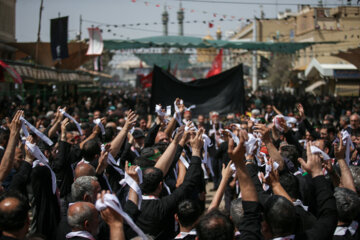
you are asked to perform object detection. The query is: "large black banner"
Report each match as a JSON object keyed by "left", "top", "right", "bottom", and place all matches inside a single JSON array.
[
  {"left": 151, "top": 64, "right": 245, "bottom": 116},
  {"left": 50, "top": 16, "right": 69, "bottom": 60}
]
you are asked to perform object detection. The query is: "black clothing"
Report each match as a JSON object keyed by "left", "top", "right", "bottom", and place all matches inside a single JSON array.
[
  {"left": 131, "top": 155, "right": 202, "bottom": 239},
  {"left": 237, "top": 201, "right": 263, "bottom": 240}
]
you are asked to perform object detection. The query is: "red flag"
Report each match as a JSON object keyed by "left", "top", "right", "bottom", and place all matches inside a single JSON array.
[
  {"left": 208, "top": 22, "right": 214, "bottom": 28},
  {"left": 0, "top": 60, "right": 22, "bottom": 84},
  {"left": 140, "top": 71, "right": 153, "bottom": 88},
  {"left": 131, "top": 0, "right": 136, "bottom": 2},
  {"left": 206, "top": 49, "right": 223, "bottom": 78},
  {"left": 156, "top": 4, "right": 160, "bottom": 7}
]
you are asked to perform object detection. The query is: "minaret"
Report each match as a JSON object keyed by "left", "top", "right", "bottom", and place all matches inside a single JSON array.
[
  {"left": 216, "top": 27, "right": 222, "bottom": 40},
  {"left": 177, "top": 2, "right": 184, "bottom": 36},
  {"left": 162, "top": 5, "right": 169, "bottom": 36}
]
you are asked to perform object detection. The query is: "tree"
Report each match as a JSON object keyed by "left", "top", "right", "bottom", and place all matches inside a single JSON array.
[{"left": 267, "top": 53, "right": 293, "bottom": 90}]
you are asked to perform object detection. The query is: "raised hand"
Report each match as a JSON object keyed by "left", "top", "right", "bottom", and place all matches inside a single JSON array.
[
  {"left": 9, "top": 110, "right": 23, "bottom": 136},
  {"left": 173, "top": 126, "right": 185, "bottom": 144},
  {"left": 334, "top": 135, "right": 346, "bottom": 160},
  {"left": 297, "top": 103, "right": 305, "bottom": 120},
  {"left": 254, "top": 123, "right": 271, "bottom": 142},
  {"left": 96, "top": 144, "right": 110, "bottom": 174},
  {"left": 124, "top": 110, "right": 137, "bottom": 130},
  {"left": 298, "top": 142, "right": 323, "bottom": 178},
  {"left": 97, "top": 190, "right": 124, "bottom": 228},
  {"left": 125, "top": 161, "right": 140, "bottom": 184},
  {"left": 190, "top": 128, "right": 204, "bottom": 157},
  {"left": 24, "top": 135, "right": 36, "bottom": 164}
]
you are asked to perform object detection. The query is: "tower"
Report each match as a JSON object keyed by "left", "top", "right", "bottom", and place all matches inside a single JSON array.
[
  {"left": 216, "top": 27, "right": 222, "bottom": 40},
  {"left": 162, "top": 5, "right": 169, "bottom": 36},
  {"left": 177, "top": 2, "right": 184, "bottom": 36}
]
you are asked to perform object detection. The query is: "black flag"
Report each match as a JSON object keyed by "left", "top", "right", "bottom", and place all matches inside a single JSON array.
[
  {"left": 50, "top": 16, "right": 69, "bottom": 60},
  {"left": 151, "top": 64, "right": 245, "bottom": 116}
]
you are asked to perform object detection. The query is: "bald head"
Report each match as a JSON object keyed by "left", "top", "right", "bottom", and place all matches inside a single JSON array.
[
  {"left": 0, "top": 192, "right": 29, "bottom": 234},
  {"left": 74, "top": 162, "right": 96, "bottom": 179},
  {"left": 67, "top": 202, "right": 99, "bottom": 235}
]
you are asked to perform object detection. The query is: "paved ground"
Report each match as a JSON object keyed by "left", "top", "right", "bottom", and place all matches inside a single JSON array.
[{"left": 205, "top": 181, "right": 225, "bottom": 210}]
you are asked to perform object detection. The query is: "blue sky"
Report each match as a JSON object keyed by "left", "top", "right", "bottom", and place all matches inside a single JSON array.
[{"left": 16, "top": 0, "right": 346, "bottom": 42}]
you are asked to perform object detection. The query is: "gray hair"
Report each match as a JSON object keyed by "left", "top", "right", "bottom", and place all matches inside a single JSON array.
[
  {"left": 230, "top": 198, "right": 244, "bottom": 229},
  {"left": 349, "top": 166, "right": 360, "bottom": 194},
  {"left": 67, "top": 203, "right": 93, "bottom": 230},
  {"left": 334, "top": 187, "right": 360, "bottom": 223},
  {"left": 71, "top": 176, "right": 98, "bottom": 202}
]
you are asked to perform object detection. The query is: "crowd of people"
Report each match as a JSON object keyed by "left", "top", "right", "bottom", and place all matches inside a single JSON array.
[{"left": 0, "top": 89, "right": 359, "bottom": 240}]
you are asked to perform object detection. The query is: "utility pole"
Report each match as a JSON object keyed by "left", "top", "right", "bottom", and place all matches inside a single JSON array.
[
  {"left": 79, "top": 15, "right": 82, "bottom": 40},
  {"left": 252, "top": 18, "right": 258, "bottom": 92},
  {"left": 35, "top": 0, "right": 44, "bottom": 63}
]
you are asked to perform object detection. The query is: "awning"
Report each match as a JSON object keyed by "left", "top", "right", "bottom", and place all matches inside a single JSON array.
[
  {"left": 305, "top": 80, "right": 326, "bottom": 93},
  {"left": 9, "top": 42, "right": 93, "bottom": 70},
  {"left": 104, "top": 36, "right": 337, "bottom": 54},
  {"left": 1, "top": 59, "right": 110, "bottom": 84}
]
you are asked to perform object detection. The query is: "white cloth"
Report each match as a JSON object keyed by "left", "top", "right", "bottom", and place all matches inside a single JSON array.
[
  {"left": 119, "top": 166, "right": 143, "bottom": 209},
  {"left": 293, "top": 199, "right": 308, "bottom": 211},
  {"left": 341, "top": 130, "right": 352, "bottom": 165},
  {"left": 93, "top": 118, "right": 105, "bottom": 135},
  {"left": 60, "top": 109, "right": 82, "bottom": 135},
  {"left": 95, "top": 193, "right": 147, "bottom": 239},
  {"left": 310, "top": 145, "right": 330, "bottom": 160},
  {"left": 66, "top": 230, "right": 95, "bottom": 240},
  {"left": 334, "top": 221, "right": 358, "bottom": 236},
  {"left": 174, "top": 229, "right": 197, "bottom": 239},
  {"left": 20, "top": 117, "right": 53, "bottom": 146},
  {"left": 179, "top": 155, "right": 189, "bottom": 169},
  {"left": 86, "top": 28, "right": 103, "bottom": 55},
  {"left": 272, "top": 235, "right": 295, "bottom": 240},
  {"left": 26, "top": 141, "right": 57, "bottom": 195}
]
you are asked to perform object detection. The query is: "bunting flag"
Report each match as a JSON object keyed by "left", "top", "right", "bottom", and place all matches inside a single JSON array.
[
  {"left": 50, "top": 16, "right": 69, "bottom": 60},
  {"left": 151, "top": 64, "right": 245, "bottom": 115},
  {"left": 140, "top": 71, "right": 153, "bottom": 89},
  {"left": 206, "top": 49, "right": 223, "bottom": 78},
  {"left": 86, "top": 28, "right": 104, "bottom": 55},
  {"left": 208, "top": 22, "right": 214, "bottom": 28},
  {"left": 0, "top": 60, "right": 22, "bottom": 84}
]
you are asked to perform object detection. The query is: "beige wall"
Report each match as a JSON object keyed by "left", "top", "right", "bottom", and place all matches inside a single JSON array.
[
  {"left": 232, "top": 6, "right": 360, "bottom": 70},
  {"left": 0, "top": 0, "right": 16, "bottom": 42}
]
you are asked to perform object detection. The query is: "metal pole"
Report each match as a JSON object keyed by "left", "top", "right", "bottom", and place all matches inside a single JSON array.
[
  {"left": 35, "top": 0, "right": 44, "bottom": 62},
  {"left": 79, "top": 15, "right": 82, "bottom": 40},
  {"left": 252, "top": 19, "right": 258, "bottom": 92}
]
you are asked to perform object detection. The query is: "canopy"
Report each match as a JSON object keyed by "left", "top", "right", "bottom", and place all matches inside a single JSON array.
[
  {"left": 305, "top": 80, "right": 326, "bottom": 93},
  {"left": 104, "top": 36, "right": 337, "bottom": 53}
]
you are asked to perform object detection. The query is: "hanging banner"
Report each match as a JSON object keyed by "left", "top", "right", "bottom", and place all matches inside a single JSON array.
[
  {"left": 151, "top": 64, "right": 245, "bottom": 115},
  {"left": 87, "top": 28, "right": 104, "bottom": 56},
  {"left": 50, "top": 16, "right": 69, "bottom": 60}
]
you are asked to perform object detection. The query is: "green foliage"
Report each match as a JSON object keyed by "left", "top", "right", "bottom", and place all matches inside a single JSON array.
[{"left": 267, "top": 54, "right": 293, "bottom": 89}]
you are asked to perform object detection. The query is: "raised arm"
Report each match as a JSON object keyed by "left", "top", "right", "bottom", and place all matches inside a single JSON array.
[
  {"left": 334, "top": 136, "right": 356, "bottom": 192},
  {"left": 255, "top": 123, "right": 285, "bottom": 171},
  {"left": 48, "top": 107, "right": 63, "bottom": 138},
  {"left": 154, "top": 126, "right": 184, "bottom": 176},
  {"left": 228, "top": 130, "right": 257, "bottom": 202},
  {"left": 208, "top": 161, "right": 234, "bottom": 211},
  {"left": 110, "top": 110, "right": 137, "bottom": 157},
  {"left": 0, "top": 110, "right": 22, "bottom": 183},
  {"left": 263, "top": 160, "right": 292, "bottom": 202},
  {"left": 298, "top": 142, "right": 337, "bottom": 239},
  {"left": 98, "top": 191, "right": 126, "bottom": 240},
  {"left": 80, "top": 118, "right": 106, "bottom": 149}
]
